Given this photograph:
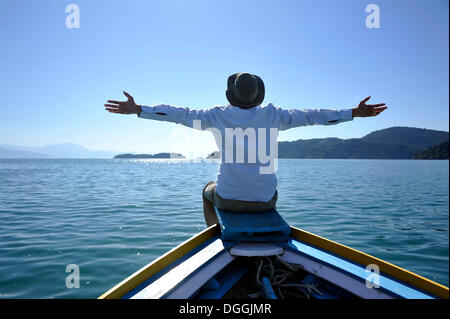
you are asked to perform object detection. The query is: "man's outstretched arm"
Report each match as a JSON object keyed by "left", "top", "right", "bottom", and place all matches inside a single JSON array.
[
  {"left": 277, "top": 96, "right": 387, "bottom": 131},
  {"left": 104, "top": 91, "right": 215, "bottom": 130}
]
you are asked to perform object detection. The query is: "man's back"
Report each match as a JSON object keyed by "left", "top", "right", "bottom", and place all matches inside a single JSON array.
[{"left": 210, "top": 104, "right": 279, "bottom": 202}]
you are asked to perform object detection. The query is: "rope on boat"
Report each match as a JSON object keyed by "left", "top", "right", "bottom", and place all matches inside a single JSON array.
[{"left": 251, "top": 255, "right": 323, "bottom": 299}]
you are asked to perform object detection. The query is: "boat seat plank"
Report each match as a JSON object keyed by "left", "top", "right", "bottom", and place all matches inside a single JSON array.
[
  {"left": 215, "top": 207, "right": 291, "bottom": 242},
  {"left": 229, "top": 242, "right": 284, "bottom": 257}
]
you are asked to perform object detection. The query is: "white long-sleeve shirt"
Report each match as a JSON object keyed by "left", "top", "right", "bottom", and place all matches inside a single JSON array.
[{"left": 138, "top": 103, "right": 353, "bottom": 202}]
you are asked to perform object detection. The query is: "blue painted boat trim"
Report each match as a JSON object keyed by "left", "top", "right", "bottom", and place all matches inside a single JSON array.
[{"left": 281, "top": 238, "right": 435, "bottom": 299}]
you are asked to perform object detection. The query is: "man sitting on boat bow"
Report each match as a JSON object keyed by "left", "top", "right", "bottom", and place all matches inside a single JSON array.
[{"left": 104, "top": 73, "right": 387, "bottom": 226}]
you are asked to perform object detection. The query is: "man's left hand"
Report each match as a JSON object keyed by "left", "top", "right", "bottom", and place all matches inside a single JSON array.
[{"left": 353, "top": 96, "right": 387, "bottom": 117}]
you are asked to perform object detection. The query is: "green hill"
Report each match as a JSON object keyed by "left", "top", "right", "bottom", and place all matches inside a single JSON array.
[
  {"left": 278, "top": 127, "right": 449, "bottom": 159},
  {"left": 361, "top": 127, "right": 448, "bottom": 150},
  {"left": 413, "top": 141, "right": 449, "bottom": 159}
]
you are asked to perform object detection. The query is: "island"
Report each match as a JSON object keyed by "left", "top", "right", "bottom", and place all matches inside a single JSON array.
[
  {"left": 206, "top": 151, "right": 220, "bottom": 159},
  {"left": 113, "top": 152, "right": 185, "bottom": 159}
]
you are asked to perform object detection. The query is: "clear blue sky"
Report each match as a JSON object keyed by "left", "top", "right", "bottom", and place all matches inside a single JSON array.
[{"left": 0, "top": 0, "right": 448, "bottom": 155}]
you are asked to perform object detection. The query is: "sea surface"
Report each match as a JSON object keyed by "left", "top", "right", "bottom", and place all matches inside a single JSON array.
[{"left": 0, "top": 159, "right": 448, "bottom": 298}]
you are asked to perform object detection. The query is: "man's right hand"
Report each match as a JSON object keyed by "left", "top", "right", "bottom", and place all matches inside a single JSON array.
[{"left": 104, "top": 91, "right": 142, "bottom": 115}]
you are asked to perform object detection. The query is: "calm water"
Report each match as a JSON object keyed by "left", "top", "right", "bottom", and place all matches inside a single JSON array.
[{"left": 0, "top": 159, "right": 448, "bottom": 298}]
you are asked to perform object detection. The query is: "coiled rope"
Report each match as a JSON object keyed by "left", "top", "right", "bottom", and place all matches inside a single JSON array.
[{"left": 251, "top": 255, "right": 323, "bottom": 299}]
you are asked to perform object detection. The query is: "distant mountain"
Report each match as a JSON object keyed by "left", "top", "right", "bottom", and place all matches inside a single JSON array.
[
  {"left": 413, "top": 141, "right": 449, "bottom": 160},
  {"left": 2, "top": 127, "right": 448, "bottom": 160},
  {"left": 114, "top": 153, "right": 185, "bottom": 159},
  {"left": 278, "top": 127, "right": 449, "bottom": 159},
  {"left": 0, "top": 147, "right": 51, "bottom": 158},
  {"left": 0, "top": 143, "right": 117, "bottom": 158}
]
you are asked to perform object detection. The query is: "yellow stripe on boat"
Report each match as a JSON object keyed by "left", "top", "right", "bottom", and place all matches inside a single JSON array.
[
  {"left": 99, "top": 224, "right": 221, "bottom": 299},
  {"left": 290, "top": 226, "right": 449, "bottom": 299}
]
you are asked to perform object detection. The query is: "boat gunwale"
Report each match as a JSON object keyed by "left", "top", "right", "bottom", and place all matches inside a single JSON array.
[
  {"left": 282, "top": 239, "right": 431, "bottom": 299},
  {"left": 98, "top": 224, "right": 221, "bottom": 299},
  {"left": 290, "top": 226, "right": 449, "bottom": 299}
]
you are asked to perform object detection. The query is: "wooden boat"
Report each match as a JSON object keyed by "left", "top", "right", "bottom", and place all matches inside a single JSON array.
[{"left": 99, "top": 208, "right": 449, "bottom": 299}]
